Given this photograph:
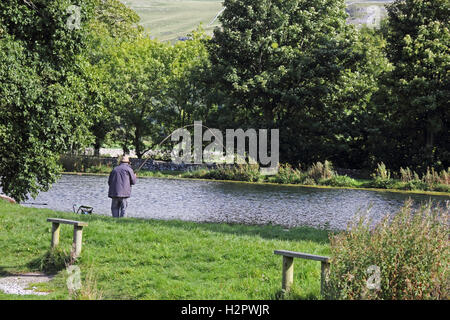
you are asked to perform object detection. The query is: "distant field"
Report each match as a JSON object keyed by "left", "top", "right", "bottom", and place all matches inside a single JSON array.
[
  {"left": 121, "top": 0, "right": 223, "bottom": 41},
  {"left": 120, "top": 0, "right": 393, "bottom": 41}
]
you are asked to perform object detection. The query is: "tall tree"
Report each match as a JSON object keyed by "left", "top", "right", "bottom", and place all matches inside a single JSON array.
[
  {"left": 82, "top": 0, "right": 144, "bottom": 156},
  {"left": 207, "top": 0, "right": 378, "bottom": 165},
  {"left": 101, "top": 38, "right": 173, "bottom": 158},
  {"left": 0, "top": 0, "right": 96, "bottom": 202},
  {"left": 381, "top": 0, "right": 449, "bottom": 169}
]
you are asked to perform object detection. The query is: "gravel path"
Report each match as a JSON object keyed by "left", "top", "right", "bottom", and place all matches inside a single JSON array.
[{"left": 0, "top": 273, "right": 53, "bottom": 296}]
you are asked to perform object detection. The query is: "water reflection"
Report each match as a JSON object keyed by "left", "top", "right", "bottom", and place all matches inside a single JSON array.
[{"left": 21, "top": 174, "right": 449, "bottom": 230}]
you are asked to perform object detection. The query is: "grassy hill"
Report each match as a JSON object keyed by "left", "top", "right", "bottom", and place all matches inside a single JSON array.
[
  {"left": 120, "top": 0, "right": 393, "bottom": 42},
  {"left": 121, "top": 0, "right": 223, "bottom": 41}
]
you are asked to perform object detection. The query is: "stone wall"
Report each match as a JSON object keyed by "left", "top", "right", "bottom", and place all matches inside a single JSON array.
[{"left": 61, "top": 155, "right": 219, "bottom": 172}]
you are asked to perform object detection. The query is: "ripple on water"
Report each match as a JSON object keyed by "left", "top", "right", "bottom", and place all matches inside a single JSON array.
[{"left": 18, "top": 174, "right": 450, "bottom": 230}]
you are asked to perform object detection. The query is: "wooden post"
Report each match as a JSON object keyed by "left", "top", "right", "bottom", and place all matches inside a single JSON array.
[
  {"left": 51, "top": 222, "right": 60, "bottom": 248},
  {"left": 321, "top": 261, "right": 330, "bottom": 297},
  {"left": 72, "top": 225, "right": 84, "bottom": 258},
  {"left": 282, "top": 256, "right": 294, "bottom": 292}
]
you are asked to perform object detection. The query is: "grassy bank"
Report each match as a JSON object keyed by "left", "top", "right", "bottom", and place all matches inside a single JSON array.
[
  {"left": 69, "top": 161, "right": 450, "bottom": 196},
  {"left": 0, "top": 201, "right": 330, "bottom": 300}
]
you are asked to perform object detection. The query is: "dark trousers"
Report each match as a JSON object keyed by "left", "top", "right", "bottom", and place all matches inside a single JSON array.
[{"left": 111, "top": 197, "right": 128, "bottom": 218}]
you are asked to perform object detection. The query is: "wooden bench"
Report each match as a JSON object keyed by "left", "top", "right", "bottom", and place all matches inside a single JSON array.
[
  {"left": 0, "top": 194, "right": 16, "bottom": 204},
  {"left": 274, "top": 250, "right": 330, "bottom": 295},
  {"left": 47, "top": 218, "right": 88, "bottom": 258}
]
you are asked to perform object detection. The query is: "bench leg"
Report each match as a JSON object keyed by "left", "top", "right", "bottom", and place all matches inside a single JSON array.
[
  {"left": 282, "top": 256, "right": 294, "bottom": 292},
  {"left": 321, "top": 261, "right": 330, "bottom": 297},
  {"left": 72, "top": 226, "right": 84, "bottom": 258},
  {"left": 51, "top": 223, "right": 60, "bottom": 249}
]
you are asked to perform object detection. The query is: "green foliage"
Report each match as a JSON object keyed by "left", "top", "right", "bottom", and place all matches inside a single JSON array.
[
  {"left": 59, "top": 155, "right": 113, "bottom": 173},
  {"left": 320, "top": 175, "right": 358, "bottom": 188},
  {"left": 28, "top": 248, "right": 74, "bottom": 274},
  {"left": 369, "top": 162, "right": 395, "bottom": 188},
  {"left": 206, "top": 0, "right": 383, "bottom": 166},
  {"left": 375, "top": 0, "right": 450, "bottom": 169},
  {"left": 307, "top": 161, "right": 335, "bottom": 182},
  {"left": 90, "top": 27, "right": 210, "bottom": 158},
  {"left": 272, "top": 164, "right": 303, "bottom": 184},
  {"left": 0, "top": 0, "right": 98, "bottom": 202},
  {"left": 189, "top": 164, "right": 262, "bottom": 182},
  {"left": 326, "top": 201, "right": 449, "bottom": 300}
]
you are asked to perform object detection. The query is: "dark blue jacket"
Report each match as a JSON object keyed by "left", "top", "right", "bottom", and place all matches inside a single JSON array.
[{"left": 108, "top": 163, "right": 137, "bottom": 198}]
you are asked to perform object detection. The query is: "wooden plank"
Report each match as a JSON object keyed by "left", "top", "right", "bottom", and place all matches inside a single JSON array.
[
  {"left": 0, "top": 194, "right": 16, "bottom": 204},
  {"left": 274, "top": 250, "right": 329, "bottom": 263},
  {"left": 47, "top": 218, "right": 88, "bottom": 227}
]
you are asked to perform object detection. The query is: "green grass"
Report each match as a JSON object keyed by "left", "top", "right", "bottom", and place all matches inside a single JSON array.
[
  {"left": 121, "top": 0, "right": 393, "bottom": 42},
  {"left": 0, "top": 200, "right": 331, "bottom": 300}
]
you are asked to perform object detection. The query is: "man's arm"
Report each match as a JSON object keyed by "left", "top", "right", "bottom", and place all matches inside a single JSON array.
[
  {"left": 129, "top": 168, "right": 137, "bottom": 185},
  {"left": 108, "top": 171, "right": 113, "bottom": 186}
]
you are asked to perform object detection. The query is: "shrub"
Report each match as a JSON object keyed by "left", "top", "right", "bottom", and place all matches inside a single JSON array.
[
  {"left": 370, "top": 163, "right": 394, "bottom": 189},
  {"left": 434, "top": 184, "right": 450, "bottom": 193},
  {"left": 200, "top": 164, "right": 261, "bottom": 182},
  {"left": 85, "top": 164, "right": 112, "bottom": 174},
  {"left": 273, "top": 164, "right": 303, "bottom": 184},
  {"left": 28, "top": 247, "right": 74, "bottom": 273},
  {"left": 321, "top": 175, "right": 358, "bottom": 187},
  {"left": 60, "top": 155, "right": 112, "bottom": 173},
  {"left": 400, "top": 179, "right": 428, "bottom": 191},
  {"left": 325, "top": 200, "right": 449, "bottom": 300},
  {"left": 373, "top": 162, "right": 391, "bottom": 180},
  {"left": 303, "top": 177, "right": 316, "bottom": 186},
  {"left": 306, "top": 161, "right": 335, "bottom": 182},
  {"left": 400, "top": 167, "right": 415, "bottom": 183},
  {"left": 231, "top": 164, "right": 261, "bottom": 182},
  {"left": 423, "top": 167, "right": 440, "bottom": 189},
  {"left": 439, "top": 169, "right": 450, "bottom": 185}
]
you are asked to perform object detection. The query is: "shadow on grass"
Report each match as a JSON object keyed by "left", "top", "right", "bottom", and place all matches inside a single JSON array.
[
  {"left": 26, "top": 248, "right": 74, "bottom": 274},
  {"left": 112, "top": 217, "right": 331, "bottom": 244},
  {"left": 0, "top": 266, "right": 25, "bottom": 277},
  {"left": 39, "top": 209, "right": 332, "bottom": 244}
]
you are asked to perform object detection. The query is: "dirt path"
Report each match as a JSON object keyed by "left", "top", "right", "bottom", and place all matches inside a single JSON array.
[{"left": 0, "top": 273, "right": 53, "bottom": 296}]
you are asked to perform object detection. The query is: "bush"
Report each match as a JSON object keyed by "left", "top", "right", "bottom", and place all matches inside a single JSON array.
[
  {"left": 60, "top": 155, "right": 114, "bottom": 173},
  {"left": 28, "top": 248, "right": 75, "bottom": 274},
  {"left": 400, "top": 179, "right": 428, "bottom": 191},
  {"left": 273, "top": 164, "right": 303, "bottom": 184},
  {"left": 196, "top": 164, "right": 261, "bottom": 182},
  {"left": 321, "top": 175, "right": 358, "bottom": 187},
  {"left": 307, "top": 161, "right": 335, "bottom": 182},
  {"left": 325, "top": 201, "right": 449, "bottom": 300},
  {"left": 434, "top": 184, "right": 450, "bottom": 193},
  {"left": 85, "top": 164, "right": 112, "bottom": 174}
]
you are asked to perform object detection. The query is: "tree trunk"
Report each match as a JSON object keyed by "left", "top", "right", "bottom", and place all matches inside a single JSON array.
[
  {"left": 135, "top": 126, "right": 142, "bottom": 159},
  {"left": 94, "top": 139, "right": 101, "bottom": 157}
]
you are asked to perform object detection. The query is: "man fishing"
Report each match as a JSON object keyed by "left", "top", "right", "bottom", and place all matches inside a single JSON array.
[{"left": 108, "top": 155, "right": 137, "bottom": 218}]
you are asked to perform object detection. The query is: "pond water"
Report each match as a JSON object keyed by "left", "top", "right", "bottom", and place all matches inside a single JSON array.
[{"left": 21, "top": 174, "right": 449, "bottom": 230}]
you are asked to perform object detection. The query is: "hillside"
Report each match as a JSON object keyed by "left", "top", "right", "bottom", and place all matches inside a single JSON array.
[{"left": 120, "top": 0, "right": 393, "bottom": 41}]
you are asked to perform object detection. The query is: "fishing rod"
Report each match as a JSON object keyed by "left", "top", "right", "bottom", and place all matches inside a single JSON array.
[
  {"left": 134, "top": 123, "right": 227, "bottom": 173},
  {"left": 22, "top": 202, "right": 48, "bottom": 205}
]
